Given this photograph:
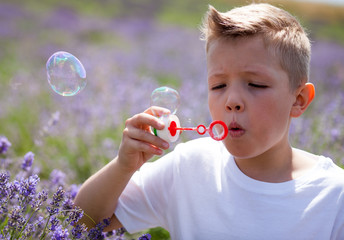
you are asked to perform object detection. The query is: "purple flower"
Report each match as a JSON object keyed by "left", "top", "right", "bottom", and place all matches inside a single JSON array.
[
  {"left": 47, "top": 206, "right": 59, "bottom": 215},
  {"left": 71, "top": 224, "right": 87, "bottom": 239},
  {"left": 88, "top": 222, "right": 106, "bottom": 240},
  {"left": 47, "top": 186, "right": 65, "bottom": 215},
  {"left": 22, "top": 151, "right": 34, "bottom": 171},
  {"left": 138, "top": 233, "right": 152, "bottom": 240},
  {"left": 0, "top": 136, "right": 11, "bottom": 154},
  {"left": 20, "top": 174, "right": 39, "bottom": 197},
  {"left": 330, "top": 128, "right": 341, "bottom": 142},
  {"left": 115, "top": 227, "right": 126, "bottom": 237},
  {"left": 50, "top": 169, "right": 66, "bottom": 187},
  {"left": 35, "top": 215, "right": 45, "bottom": 228},
  {"left": 31, "top": 190, "right": 48, "bottom": 211},
  {"left": 7, "top": 180, "right": 20, "bottom": 201},
  {"left": 8, "top": 206, "right": 25, "bottom": 231},
  {"left": 105, "top": 231, "right": 114, "bottom": 237},
  {"left": 0, "top": 171, "right": 10, "bottom": 186},
  {"left": 67, "top": 184, "right": 79, "bottom": 199},
  {"left": 63, "top": 197, "right": 74, "bottom": 211},
  {"left": 22, "top": 223, "right": 35, "bottom": 238},
  {"left": 49, "top": 216, "right": 59, "bottom": 231},
  {"left": 51, "top": 225, "right": 70, "bottom": 240},
  {"left": 52, "top": 186, "right": 65, "bottom": 206},
  {"left": 0, "top": 172, "right": 10, "bottom": 199},
  {"left": 66, "top": 206, "right": 83, "bottom": 225}
]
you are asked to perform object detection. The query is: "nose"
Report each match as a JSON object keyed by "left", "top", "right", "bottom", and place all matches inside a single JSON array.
[{"left": 225, "top": 92, "right": 244, "bottom": 113}]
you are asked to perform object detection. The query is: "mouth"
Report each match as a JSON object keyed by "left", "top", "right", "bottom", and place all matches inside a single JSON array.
[{"left": 228, "top": 122, "right": 245, "bottom": 138}]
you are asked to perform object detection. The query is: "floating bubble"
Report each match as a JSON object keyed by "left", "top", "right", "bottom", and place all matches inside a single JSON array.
[
  {"left": 150, "top": 86, "right": 180, "bottom": 115},
  {"left": 46, "top": 51, "right": 86, "bottom": 96}
]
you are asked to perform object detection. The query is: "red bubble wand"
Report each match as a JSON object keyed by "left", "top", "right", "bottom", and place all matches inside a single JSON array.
[
  {"left": 151, "top": 86, "right": 228, "bottom": 142},
  {"left": 167, "top": 120, "right": 228, "bottom": 141}
]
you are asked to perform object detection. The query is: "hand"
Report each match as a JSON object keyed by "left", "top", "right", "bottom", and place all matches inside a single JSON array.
[{"left": 117, "top": 107, "right": 170, "bottom": 173}]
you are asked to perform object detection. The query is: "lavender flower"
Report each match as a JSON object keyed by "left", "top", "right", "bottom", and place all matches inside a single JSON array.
[
  {"left": 47, "top": 186, "right": 65, "bottom": 215},
  {"left": 51, "top": 225, "right": 70, "bottom": 240},
  {"left": 8, "top": 206, "right": 25, "bottom": 231},
  {"left": 0, "top": 136, "right": 11, "bottom": 154},
  {"left": 21, "top": 151, "right": 34, "bottom": 171},
  {"left": 20, "top": 174, "right": 39, "bottom": 197},
  {"left": 138, "top": 233, "right": 152, "bottom": 240},
  {"left": 8, "top": 180, "right": 20, "bottom": 200},
  {"left": 34, "top": 215, "right": 45, "bottom": 229},
  {"left": 50, "top": 169, "right": 66, "bottom": 187},
  {"left": 51, "top": 186, "right": 65, "bottom": 207},
  {"left": 17, "top": 174, "right": 39, "bottom": 210},
  {"left": 65, "top": 206, "right": 83, "bottom": 225},
  {"left": 49, "top": 216, "right": 60, "bottom": 231},
  {"left": 31, "top": 190, "right": 48, "bottom": 211},
  {"left": 87, "top": 219, "right": 111, "bottom": 240},
  {"left": 0, "top": 171, "right": 10, "bottom": 199},
  {"left": 67, "top": 184, "right": 80, "bottom": 199},
  {"left": 21, "top": 223, "right": 35, "bottom": 238},
  {"left": 71, "top": 224, "right": 87, "bottom": 239},
  {"left": 88, "top": 222, "right": 105, "bottom": 240}
]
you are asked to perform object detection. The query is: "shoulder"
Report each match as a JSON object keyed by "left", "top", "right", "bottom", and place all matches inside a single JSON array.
[
  {"left": 313, "top": 155, "right": 344, "bottom": 191},
  {"left": 315, "top": 154, "right": 344, "bottom": 176},
  {"left": 294, "top": 148, "right": 344, "bottom": 182}
]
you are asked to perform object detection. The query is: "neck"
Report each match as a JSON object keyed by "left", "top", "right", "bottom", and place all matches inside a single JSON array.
[{"left": 234, "top": 140, "right": 293, "bottom": 183}]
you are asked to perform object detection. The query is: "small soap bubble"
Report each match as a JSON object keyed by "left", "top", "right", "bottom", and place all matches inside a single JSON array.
[
  {"left": 46, "top": 51, "right": 86, "bottom": 96},
  {"left": 150, "top": 86, "right": 180, "bottom": 115}
]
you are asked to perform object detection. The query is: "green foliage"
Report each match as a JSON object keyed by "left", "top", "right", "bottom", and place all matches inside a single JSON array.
[
  {"left": 316, "top": 22, "right": 344, "bottom": 44},
  {"left": 148, "top": 227, "right": 171, "bottom": 239}
]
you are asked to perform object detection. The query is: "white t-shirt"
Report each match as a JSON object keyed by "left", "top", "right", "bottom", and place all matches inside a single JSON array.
[{"left": 115, "top": 137, "right": 344, "bottom": 240}]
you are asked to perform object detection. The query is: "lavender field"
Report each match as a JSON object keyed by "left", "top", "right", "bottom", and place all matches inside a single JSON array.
[{"left": 0, "top": 0, "right": 344, "bottom": 239}]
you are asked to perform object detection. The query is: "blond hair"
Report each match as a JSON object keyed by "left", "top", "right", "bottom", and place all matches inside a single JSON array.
[{"left": 201, "top": 3, "right": 311, "bottom": 90}]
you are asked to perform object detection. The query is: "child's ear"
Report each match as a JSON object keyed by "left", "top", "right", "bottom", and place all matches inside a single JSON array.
[{"left": 290, "top": 83, "right": 315, "bottom": 118}]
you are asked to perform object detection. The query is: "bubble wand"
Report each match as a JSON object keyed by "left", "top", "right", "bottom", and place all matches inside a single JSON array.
[{"left": 151, "top": 87, "right": 228, "bottom": 142}]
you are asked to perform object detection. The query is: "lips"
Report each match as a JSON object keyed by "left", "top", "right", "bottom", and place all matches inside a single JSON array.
[{"left": 228, "top": 122, "right": 245, "bottom": 138}]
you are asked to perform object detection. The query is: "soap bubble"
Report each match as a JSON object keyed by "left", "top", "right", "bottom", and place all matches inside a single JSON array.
[
  {"left": 150, "top": 86, "right": 180, "bottom": 115},
  {"left": 46, "top": 51, "right": 86, "bottom": 96}
]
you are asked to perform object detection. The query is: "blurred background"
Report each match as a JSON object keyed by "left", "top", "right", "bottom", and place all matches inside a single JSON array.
[{"left": 0, "top": 0, "right": 343, "bottom": 238}]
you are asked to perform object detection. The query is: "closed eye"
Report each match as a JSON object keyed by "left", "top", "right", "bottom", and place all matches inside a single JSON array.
[
  {"left": 248, "top": 83, "right": 268, "bottom": 88},
  {"left": 211, "top": 84, "right": 226, "bottom": 90}
]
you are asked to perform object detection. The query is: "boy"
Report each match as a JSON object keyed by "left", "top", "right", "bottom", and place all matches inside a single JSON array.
[{"left": 74, "top": 3, "right": 344, "bottom": 239}]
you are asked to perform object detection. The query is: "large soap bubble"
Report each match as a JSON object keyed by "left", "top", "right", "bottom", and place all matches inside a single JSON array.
[
  {"left": 150, "top": 86, "right": 180, "bottom": 115},
  {"left": 46, "top": 51, "right": 86, "bottom": 96}
]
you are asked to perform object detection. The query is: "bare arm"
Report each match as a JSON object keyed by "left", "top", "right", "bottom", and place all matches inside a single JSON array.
[{"left": 74, "top": 107, "right": 170, "bottom": 230}]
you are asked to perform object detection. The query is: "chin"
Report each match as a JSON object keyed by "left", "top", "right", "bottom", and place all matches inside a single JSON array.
[{"left": 222, "top": 141, "right": 259, "bottom": 160}]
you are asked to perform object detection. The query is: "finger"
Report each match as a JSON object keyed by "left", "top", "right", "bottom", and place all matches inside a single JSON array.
[
  {"left": 126, "top": 113, "right": 166, "bottom": 131},
  {"left": 145, "top": 106, "right": 171, "bottom": 117},
  {"left": 131, "top": 140, "right": 164, "bottom": 156},
  {"left": 121, "top": 130, "right": 165, "bottom": 157},
  {"left": 124, "top": 126, "right": 169, "bottom": 150}
]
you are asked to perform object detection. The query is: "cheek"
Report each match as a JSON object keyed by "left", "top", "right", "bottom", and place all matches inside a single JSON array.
[
  {"left": 253, "top": 97, "right": 292, "bottom": 136},
  {"left": 208, "top": 94, "right": 221, "bottom": 117}
]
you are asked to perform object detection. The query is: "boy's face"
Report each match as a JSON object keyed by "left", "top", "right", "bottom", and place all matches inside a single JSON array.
[{"left": 207, "top": 36, "right": 297, "bottom": 160}]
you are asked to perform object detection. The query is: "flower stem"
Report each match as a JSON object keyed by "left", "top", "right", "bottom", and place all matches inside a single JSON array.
[
  {"left": 17, "top": 210, "right": 35, "bottom": 238},
  {"left": 39, "top": 215, "right": 51, "bottom": 240}
]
